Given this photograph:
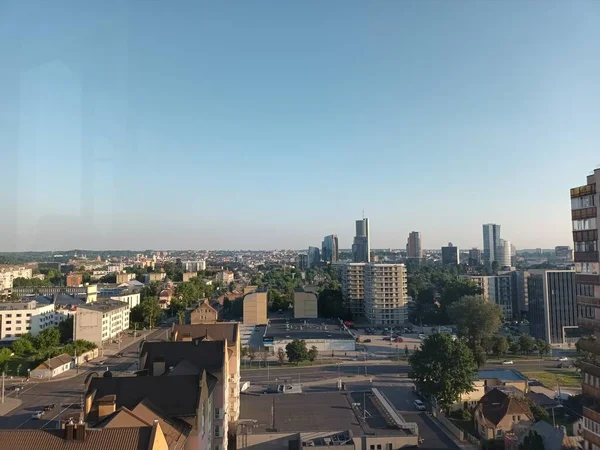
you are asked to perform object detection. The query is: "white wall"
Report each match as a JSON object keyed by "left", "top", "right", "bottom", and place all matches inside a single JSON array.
[{"left": 268, "top": 338, "right": 356, "bottom": 353}]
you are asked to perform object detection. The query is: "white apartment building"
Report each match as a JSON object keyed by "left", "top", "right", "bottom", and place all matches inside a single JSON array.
[
  {"left": 0, "top": 267, "right": 33, "bottom": 290},
  {"left": 0, "top": 299, "right": 55, "bottom": 341},
  {"left": 340, "top": 263, "right": 408, "bottom": 325},
  {"left": 73, "top": 299, "right": 130, "bottom": 346},
  {"left": 183, "top": 260, "right": 206, "bottom": 272},
  {"left": 106, "top": 263, "right": 124, "bottom": 273},
  {"left": 110, "top": 291, "right": 140, "bottom": 309},
  {"left": 217, "top": 270, "right": 234, "bottom": 285}
]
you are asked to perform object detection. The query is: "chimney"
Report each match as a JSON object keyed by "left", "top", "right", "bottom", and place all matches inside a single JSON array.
[
  {"left": 152, "top": 357, "right": 166, "bottom": 376},
  {"left": 75, "top": 420, "right": 86, "bottom": 441},
  {"left": 97, "top": 394, "right": 117, "bottom": 419},
  {"left": 64, "top": 419, "right": 75, "bottom": 440}
]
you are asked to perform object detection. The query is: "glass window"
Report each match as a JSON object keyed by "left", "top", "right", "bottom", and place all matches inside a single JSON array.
[{"left": 572, "top": 195, "right": 596, "bottom": 210}]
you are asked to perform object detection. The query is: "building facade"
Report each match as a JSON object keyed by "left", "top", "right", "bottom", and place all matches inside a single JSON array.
[
  {"left": 406, "top": 231, "right": 423, "bottom": 259},
  {"left": 488, "top": 275, "right": 513, "bottom": 320},
  {"left": 73, "top": 299, "right": 130, "bottom": 346},
  {"left": 468, "top": 248, "right": 482, "bottom": 266},
  {"left": 321, "top": 234, "right": 339, "bottom": 263},
  {"left": 352, "top": 218, "right": 370, "bottom": 263},
  {"left": 497, "top": 239, "right": 512, "bottom": 268},
  {"left": 555, "top": 246, "right": 574, "bottom": 261},
  {"left": 0, "top": 266, "right": 33, "bottom": 290},
  {"left": 441, "top": 243, "right": 460, "bottom": 265},
  {"left": 483, "top": 223, "right": 501, "bottom": 265},
  {"left": 0, "top": 299, "right": 56, "bottom": 341},
  {"left": 183, "top": 260, "right": 206, "bottom": 272},
  {"left": 190, "top": 299, "right": 218, "bottom": 324},
  {"left": 12, "top": 284, "right": 98, "bottom": 303},
  {"left": 308, "top": 246, "right": 321, "bottom": 269},
  {"left": 243, "top": 291, "right": 267, "bottom": 325},
  {"left": 217, "top": 271, "right": 234, "bottom": 285},
  {"left": 340, "top": 263, "right": 366, "bottom": 319},
  {"left": 293, "top": 287, "right": 318, "bottom": 318},
  {"left": 511, "top": 270, "right": 530, "bottom": 318}
]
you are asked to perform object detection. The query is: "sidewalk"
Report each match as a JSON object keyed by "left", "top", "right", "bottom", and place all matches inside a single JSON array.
[{"left": 0, "top": 398, "right": 22, "bottom": 416}]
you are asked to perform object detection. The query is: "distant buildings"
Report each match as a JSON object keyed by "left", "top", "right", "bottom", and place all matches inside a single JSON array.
[
  {"left": 339, "top": 263, "right": 365, "bottom": 319},
  {"left": 243, "top": 291, "right": 267, "bottom": 325},
  {"left": 406, "top": 231, "right": 423, "bottom": 259},
  {"left": 293, "top": 287, "right": 318, "bottom": 319},
  {"left": 468, "top": 248, "right": 482, "bottom": 266},
  {"left": 66, "top": 272, "right": 83, "bottom": 287},
  {"left": 352, "top": 218, "right": 370, "bottom": 263},
  {"left": 488, "top": 275, "right": 513, "bottom": 320},
  {"left": 441, "top": 242, "right": 459, "bottom": 265},
  {"left": 296, "top": 254, "right": 309, "bottom": 270},
  {"left": 496, "top": 239, "right": 512, "bottom": 268},
  {"left": 0, "top": 299, "right": 56, "bottom": 341},
  {"left": 12, "top": 284, "right": 98, "bottom": 303},
  {"left": 116, "top": 272, "right": 135, "bottom": 284},
  {"left": 528, "top": 269, "right": 578, "bottom": 345},
  {"left": 217, "top": 270, "right": 234, "bottom": 285},
  {"left": 307, "top": 246, "right": 321, "bottom": 269},
  {"left": 321, "top": 234, "right": 339, "bottom": 263},
  {"left": 555, "top": 246, "right": 573, "bottom": 261},
  {"left": 73, "top": 299, "right": 130, "bottom": 346},
  {"left": 0, "top": 266, "right": 32, "bottom": 290},
  {"left": 482, "top": 223, "right": 501, "bottom": 265},
  {"left": 183, "top": 260, "right": 206, "bottom": 272}
]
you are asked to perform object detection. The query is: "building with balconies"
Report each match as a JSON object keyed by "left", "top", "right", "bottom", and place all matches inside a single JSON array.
[
  {"left": 571, "top": 168, "right": 600, "bottom": 450},
  {"left": 339, "top": 263, "right": 366, "bottom": 318},
  {"left": 363, "top": 263, "right": 408, "bottom": 325}
]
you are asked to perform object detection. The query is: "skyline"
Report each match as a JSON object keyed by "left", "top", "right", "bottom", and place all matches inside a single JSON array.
[{"left": 1, "top": 1, "right": 599, "bottom": 251}]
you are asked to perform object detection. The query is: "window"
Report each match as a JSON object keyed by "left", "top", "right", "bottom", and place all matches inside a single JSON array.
[
  {"left": 5, "top": 328, "right": 11, "bottom": 331},
  {"left": 496, "top": 429, "right": 503, "bottom": 438},
  {"left": 376, "top": 445, "right": 382, "bottom": 450},
  {"left": 26, "top": 313, "right": 31, "bottom": 317},
  {"left": 16, "top": 320, "right": 21, "bottom": 324},
  {"left": 572, "top": 195, "right": 595, "bottom": 210},
  {"left": 370, "top": 446, "right": 375, "bottom": 450},
  {"left": 16, "top": 327, "right": 21, "bottom": 331},
  {"left": 16, "top": 314, "right": 21, "bottom": 317},
  {"left": 5, "top": 321, "right": 11, "bottom": 324}
]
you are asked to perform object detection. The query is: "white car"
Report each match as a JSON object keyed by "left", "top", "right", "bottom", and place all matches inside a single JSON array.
[
  {"left": 502, "top": 360, "right": 514, "bottom": 365},
  {"left": 557, "top": 357, "right": 569, "bottom": 362},
  {"left": 31, "top": 411, "right": 44, "bottom": 419},
  {"left": 414, "top": 399, "right": 426, "bottom": 411},
  {"left": 418, "top": 334, "right": 426, "bottom": 340}
]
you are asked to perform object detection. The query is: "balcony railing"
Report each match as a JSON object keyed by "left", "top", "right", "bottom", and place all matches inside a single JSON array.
[
  {"left": 575, "top": 251, "right": 600, "bottom": 262},
  {"left": 573, "top": 207, "right": 598, "bottom": 220},
  {"left": 584, "top": 429, "right": 600, "bottom": 448},
  {"left": 572, "top": 184, "right": 596, "bottom": 198},
  {"left": 578, "top": 296, "right": 600, "bottom": 308},
  {"left": 585, "top": 406, "right": 600, "bottom": 424},
  {"left": 577, "top": 274, "right": 600, "bottom": 285}
]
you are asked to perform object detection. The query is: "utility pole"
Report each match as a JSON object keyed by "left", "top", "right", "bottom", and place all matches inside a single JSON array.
[{"left": 1, "top": 372, "right": 4, "bottom": 404}]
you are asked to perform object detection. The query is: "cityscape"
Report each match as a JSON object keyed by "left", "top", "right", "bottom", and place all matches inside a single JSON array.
[{"left": 2, "top": 2, "right": 600, "bottom": 450}]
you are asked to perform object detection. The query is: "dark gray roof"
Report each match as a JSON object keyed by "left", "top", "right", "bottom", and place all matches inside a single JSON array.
[
  {"left": 140, "top": 341, "right": 225, "bottom": 375},
  {"left": 78, "top": 299, "right": 129, "bottom": 312},
  {"left": 87, "top": 374, "right": 200, "bottom": 417},
  {"left": 172, "top": 323, "right": 238, "bottom": 343}
]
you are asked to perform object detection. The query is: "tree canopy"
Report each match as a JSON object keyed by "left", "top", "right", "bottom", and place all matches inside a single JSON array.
[
  {"left": 318, "top": 289, "right": 348, "bottom": 319},
  {"left": 285, "top": 339, "right": 308, "bottom": 364},
  {"left": 409, "top": 333, "right": 478, "bottom": 411}
]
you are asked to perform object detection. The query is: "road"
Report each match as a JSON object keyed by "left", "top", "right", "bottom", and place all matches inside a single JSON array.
[{"left": 0, "top": 326, "right": 169, "bottom": 430}]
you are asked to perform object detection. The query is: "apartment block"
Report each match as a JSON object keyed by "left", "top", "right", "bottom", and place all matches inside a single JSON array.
[
  {"left": 0, "top": 266, "right": 33, "bottom": 290},
  {"left": 340, "top": 263, "right": 366, "bottom": 318},
  {"left": 66, "top": 272, "right": 84, "bottom": 287},
  {"left": 441, "top": 243, "right": 459, "bottom": 265},
  {"left": 321, "top": 234, "right": 339, "bottom": 263},
  {"left": 183, "top": 260, "right": 206, "bottom": 272},
  {"left": 73, "top": 299, "right": 130, "bottom": 346},
  {"left": 0, "top": 299, "right": 55, "bottom": 341},
  {"left": 115, "top": 272, "right": 136, "bottom": 284},
  {"left": 242, "top": 291, "right": 267, "bottom": 325},
  {"left": 12, "top": 284, "right": 98, "bottom": 303},
  {"left": 217, "top": 271, "right": 234, "bottom": 285},
  {"left": 406, "top": 231, "right": 423, "bottom": 259},
  {"left": 488, "top": 275, "right": 513, "bottom": 320}
]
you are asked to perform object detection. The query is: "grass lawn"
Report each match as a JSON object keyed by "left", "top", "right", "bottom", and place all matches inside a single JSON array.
[{"left": 522, "top": 369, "right": 581, "bottom": 389}]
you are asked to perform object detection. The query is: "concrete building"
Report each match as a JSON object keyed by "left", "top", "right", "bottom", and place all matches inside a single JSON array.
[
  {"left": 511, "top": 270, "right": 530, "bottom": 318},
  {"left": 308, "top": 246, "right": 321, "bottom": 269},
  {"left": 352, "top": 218, "right": 370, "bottom": 263},
  {"left": 441, "top": 243, "right": 459, "bottom": 265},
  {"left": 190, "top": 299, "right": 218, "bottom": 324},
  {"left": 468, "top": 248, "right": 482, "bottom": 266},
  {"left": 30, "top": 353, "right": 73, "bottom": 380},
  {"left": 497, "top": 239, "right": 512, "bottom": 268},
  {"left": 340, "top": 263, "right": 366, "bottom": 319},
  {"left": 183, "top": 260, "right": 206, "bottom": 272},
  {"left": 293, "top": 287, "right": 318, "bottom": 319},
  {"left": 321, "top": 234, "right": 339, "bottom": 263},
  {"left": 0, "top": 299, "right": 56, "bottom": 341},
  {"left": 528, "top": 269, "right": 578, "bottom": 345},
  {"left": 73, "top": 299, "right": 130, "bottom": 346},
  {"left": 555, "top": 246, "right": 574, "bottom": 261},
  {"left": 115, "top": 272, "right": 136, "bottom": 284},
  {"left": 363, "top": 263, "right": 408, "bottom": 325},
  {"left": 263, "top": 318, "right": 355, "bottom": 353},
  {"left": 483, "top": 223, "right": 501, "bottom": 265},
  {"left": 406, "top": 231, "right": 423, "bottom": 260},
  {"left": 217, "top": 270, "right": 234, "bottom": 285},
  {"left": 488, "top": 275, "right": 513, "bottom": 320},
  {"left": 243, "top": 291, "right": 267, "bottom": 325},
  {"left": 12, "top": 284, "right": 98, "bottom": 303},
  {"left": 109, "top": 291, "right": 140, "bottom": 309},
  {"left": 143, "top": 272, "right": 166, "bottom": 283},
  {"left": 0, "top": 266, "right": 33, "bottom": 290},
  {"left": 66, "top": 272, "right": 84, "bottom": 287}
]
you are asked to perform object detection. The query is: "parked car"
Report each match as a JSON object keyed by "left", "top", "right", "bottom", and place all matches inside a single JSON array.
[
  {"left": 557, "top": 357, "right": 569, "bottom": 362},
  {"left": 363, "top": 339, "right": 372, "bottom": 343},
  {"left": 414, "top": 399, "right": 426, "bottom": 411},
  {"left": 502, "top": 360, "right": 514, "bottom": 365},
  {"left": 43, "top": 404, "right": 55, "bottom": 412},
  {"left": 394, "top": 337, "right": 404, "bottom": 343},
  {"left": 418, "top": 334, "right": 426, "bottom": 340},
  {"left": 383, "top": 336, "right": 391, "bottom": 341},
  {"left": 31, "top": 411, "right": 44, "bottom": 419}
]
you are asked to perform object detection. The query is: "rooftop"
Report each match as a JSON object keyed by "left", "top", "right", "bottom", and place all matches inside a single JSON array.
[
  {"left": 139, "top": 340, "right": 226, "bottom": 375},
  {"left": 477, "top": 369, "right": 528, "bottom": 382},
  {"left": 264, "top": 318, "right": 354, "bottom": 341},
  {"left": 78, "top": 299, "right": 129, "bottom": 313},
  {"left": 171, "top": 322, "right": 239, "bottom": 344}
]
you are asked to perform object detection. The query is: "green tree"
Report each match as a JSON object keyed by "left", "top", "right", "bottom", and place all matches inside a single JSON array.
[
  {"left": 277, "top": 347, "right": 286, "bottom": 364},
  {"left": 307, "top": 345, "right": 318, "bottom": 363},
  {"left": 491, "top": 261, "right": 500, "bottom": 273},
  {"left": 317, "top": 289, "right": 348, "bottom": 319},
  {"left": 535, "top": 339, "right": 551, "bottom": 357},
  {"left": 34, "top": 327, "right": 60, "bottom": 349},
  {"left": 11, "top": 335, "right": 35, "bottom": 356},
  {"left": 492, "top": 336, "right": 509, "bottom": 356},
  {"left": 518, "top": 430, "right": 545, "bottom": 450},
  {"left": 0, "top": 348, "right": 12, "bottom": 369},
  {"left": 575, "top": 338, "right": 597, "bottom": 371},
  {"left": 176, "top": 282, "right": 201, "bottom": 306},
  {"left": 518, "top": 334, "right": 535, "bottom": 356},
  {"left": 241, "top": 347, "right": 249, "bottom": 358},
  {"left": 409, "top": 333, "right": 478, "bottom": 411},
  {"left": 58, "top": 317, "right": 74, "bottom": 343},
  {"left": 448, "top": 295, "right": 502, "bottom": 366},
  {"left": 286, "top": 339, "right": 308, "bottom": 364},
  {"left": 130, "top": 297, "right": 163, "bottom": 328}
]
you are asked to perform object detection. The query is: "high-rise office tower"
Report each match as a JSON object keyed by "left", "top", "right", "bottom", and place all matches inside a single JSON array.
[
  {"left": 441, "top": 242, "right": 459, "bottom": 265},
  {"left": 570, "top": 168, "right": 600, "bottom": 449},
  {"left": 468, "top": 248, "right": 482, "bottom": 266},
  {"left": 406, "top": 231, "right": 423, "bottom": 259},
  {"left": 321, "top": 235, "right": 339, "bottom": 263},
  {"left": 352, "top": 218, "right": 370, "bottom": 263},
  {"left": 496, "top": 239, "right": 512, "bottom": 268},
  {"left": 528, "top": 269, "right": 577, "bottom": 345},
  {"left": 307, "top": 246, "right": 321, "bottom": 269},
  {"left": 482, "top": 223, "right": 501, "bottom": 265}
]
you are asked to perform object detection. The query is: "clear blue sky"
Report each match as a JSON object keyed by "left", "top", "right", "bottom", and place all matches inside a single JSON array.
[{"left": 1, "top": 1, "right": 599, "bottom": 251}]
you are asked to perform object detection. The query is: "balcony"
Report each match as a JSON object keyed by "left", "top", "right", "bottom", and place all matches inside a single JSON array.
[
  {"left": 577, "top": 338, "right": 600, "bottom": 355},
  {"left": 575, "top": 251, "right": 600, "bottom": 263},
  {"left": 584, "top": 383, "right": 600, "bottom": 400},
  {"left": 579, "top": 296, "right": 600, "bottom": 308},
  {"left": 572, "top": 184, "right": 596, "bottom": 198},
  {"left": 580, "top": 318, "right": 600, "bottom": 332},
  {"left": 577, "top": 274, "right": 600, "bottom": 285},
  {"left": 573, "top": 207, "right": 597, "bottom": 220},
  {"left": 584, "top": 406, "right": 600, "bottom": 424}
]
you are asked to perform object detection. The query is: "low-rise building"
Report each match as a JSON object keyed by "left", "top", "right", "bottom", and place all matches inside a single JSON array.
[
  {"left": 0, "top": 266, "right": 33, "bottom": 290},
  {"left": 30, "top": 353, "right": 73, "bottom": 380},
  {"left": 73, "top": 299, "right": 130, "bottom": 346},
  {"left": 143, "top": 272, "right": 166, "bottom": 284},
  {"left": 217, "top": 270, "right": 234, "bottom": 285},
  {"left": 474, "top": 388, "right": 534, "bottom": 440},
  {"left": 66, "top": 272, "right": 84, "bottom": 287},
  {"left": 0, "top": 299, "right": 56, "bottom": 341},
  {"left": 115, "top": 272, "right": 136, "bottom": 284},
  {"left": 109, "top": 291, "right": 140, "bottom": 309},
  {"left": 12, "top": 284, "right": 98, "bottom": 303},
  {"left": 189, "top": 299, "right": 218, "bottom": 324},
  {"left": 158, "top": 289, "right": 173, "bottom": 309},
  {"left": 263, "top": 318, "right": 356, "bottom": 353}
]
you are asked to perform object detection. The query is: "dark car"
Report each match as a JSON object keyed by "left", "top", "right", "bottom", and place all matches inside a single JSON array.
[
  {"left": 43, "top": 404, "right": 55, "bottom": 412},
  {"left": 363, "top": 338, "right": 372, "bottom": 343},
  {"left": 383, "top": 336, "right": 391, "bottom": 341}
]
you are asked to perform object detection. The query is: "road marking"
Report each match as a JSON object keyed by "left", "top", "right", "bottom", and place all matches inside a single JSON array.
[{"left": 41, "top": 403, "right": 75, "bottom": 429}]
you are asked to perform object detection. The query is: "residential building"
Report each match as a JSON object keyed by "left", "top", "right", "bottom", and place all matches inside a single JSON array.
[
  {"left": 109, "top": 291, "right": 140, "bottom": 309},
  {"left": 488, "top": 275, "right": 514, "bottom": 320},
  {"left": 183, "top": 260, "right": 206, "bottom": 272},
  {"left": 12, "top": 284, "right": 98, "bottom": 303},
  {"left": 474, "top": 388, "right": 534, "bottom": 440},
  {"left": 0, "top": 299, "right": 56, "bottom": 341},
  {"left": 107, "top": 263, "right": 124, "bottom": 273},
  {"left": 139, "top": 340, "right": 229, "bottom": 450},
  {"left": 321, "top": 234, "right": 339, "bottom": 263},
  {"left": 462, "top": 275, "right": 490, "bottom": 299},
  {"left": 217, "top": 271, "right": 234, "bottom": 285},
  {"left": 511, "top": 270, "right": 530, "bottom": 318},
  {"left": 483, "top": 223, "right": 501, "bottom": 265},
  {"left": 170, "top": 322, "right": 241, "bottom": 422},
  {"left": 293, "top": 287, "right": 318, "bottom": 318},
  {"left": 497, "top": 239, "right": 512, "bottom": 268},
  {"left": 66, "top": 272, "right": 84, "bottom": 287},
  {"left": 158, "top": 289, "right": 173, "bottom": 309},
  {"left": 73, "top": 299, "right": 130, "bottom": 346},
  {"left": 528, "top": 270, "right": 578, "bottom": 345},
  {"left": 441, "top": 242, "right": 460, "bottom": 265},
  {"left": 340, "top": 263, "right": 366, "bottom": 318},
  {"left": 143, "top": 272, "right": 166, "bottom": 283},
  {"left": 504, "top": 420, "right": 580, "bottom": 450},
  {"left": 182, "top": 272, "right": 197, "bottom": 282},
  {"left": 477, "top": 369, "right": 530, "bottom": 393},
  {"left": 242, "top": 291, "right": 267, "bottom": 325},
  {"left": 30, "top": 353, "right": 73, "bottom": 379},
  {"left": 363, "top": 263, "right": 408, "bottom": 325},
  {"left": 555, "top": 246, "right": 574, "bottom": 261},
  {"left": 0, "top": 266, "right": 33, "bottom": 290},
  {"left": 307, "top": 246, "right": 321, "bottom": 269},
  {"left": 190, "top": 299, "right": 218, "bottom": 324},
  {"left": 115, "top": 272, "right": 135, "bottom": 284},
  {"left": 352, "top": 218, "right": 370, "bottom": 263},
  {"left": 406, "top": 231, "right": 423, "bottom": 260},
  {"left": 469, "top": 248, "right": 482, "bottom": 266}
]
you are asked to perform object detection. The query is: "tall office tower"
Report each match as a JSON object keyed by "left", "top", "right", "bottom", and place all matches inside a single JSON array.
[
  {"left": 307, "top": 246, "right": 321, "bottom": 269},
  {"left": 555, "top": 246, "right": 574, "bottom": 261},
  {"left": 321, "top": 235, "right": 339, "bottom": 263},
  {"left": 496, "top": 239, "right": 512, "bottom": 268},
  {"left": 468, "top": 248, "right": 482, "bottom": 266},
  {"left": 511, "top": 270, "right": 530, "bottom": 318},
  {"left": 352, "top": 218, "right": 370, "bottom": 263},
  {"left": 482, "top": 223, "right": 501, "bottom": 265},
  {"left": 528, "top": 270, "right": 577, "bottom": 345},
  {"left": 441, "top": 242, "right": 460, "bottom": 265},
  {"left": 406, "top": 231, "right": 423, "bottom": 259},
  {"left": 296, "top": 254, "right": 309, "bottom": 270},
  {"left": 363, "top": 263, "right": 408, "bottom": 325},
  {"left": 488, "top": 275, "right": 513, "bottom": 320},
  {"left": 570, "top": 168, "right": 600, "bottom": 449},
  {"left": 340, "top": 263, "right": 366, "bottom": 318}
]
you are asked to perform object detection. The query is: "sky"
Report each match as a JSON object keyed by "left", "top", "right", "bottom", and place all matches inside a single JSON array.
[{"left": 1, "top": 1, "right": 599, "bottom": 251}]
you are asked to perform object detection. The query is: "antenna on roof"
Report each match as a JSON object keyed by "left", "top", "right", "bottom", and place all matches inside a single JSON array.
[{"left": 362, "top": 209, "right": 364, "bottom": 219}]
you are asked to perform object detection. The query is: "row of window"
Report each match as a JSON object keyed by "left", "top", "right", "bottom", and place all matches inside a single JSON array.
[
  {"left": 584, "top": 372, "right": 600, "bottom": 388},
  {"left": 584, "top": 417, "right": 600, "bottom": 437},
  {"left": 4, "top": 327, "right": 30, "bottom": 332},
  {"left": 1, "top": 313, "right": 31, "bottom": 318},
  {"left": 572, "top": 195, "right": 596, "bottom": 210},
  {"left": 575, "top": 241, "right": 598, "bottom": 252},
  {"left": 573, "top": 218, "right": 597, "bottom": 231}
]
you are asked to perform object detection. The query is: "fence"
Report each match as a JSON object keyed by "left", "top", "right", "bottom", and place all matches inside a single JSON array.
[
  {"left": 432, "top": 406, "right": 480, "bottom": 445},
  {"left": 76, "top": 348, "right": 99, "bottom": 365}
]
